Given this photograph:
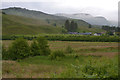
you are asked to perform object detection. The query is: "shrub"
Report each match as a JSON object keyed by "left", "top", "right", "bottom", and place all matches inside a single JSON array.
[
  {"left": 53, "top": 56, "right": 118, "bottom": 78},
  {"left": 65, "top": 45, "right": 73, "bottom": 54},
  {"left": 37, "top": 36, "right": 51, "bottom": 56},
  {"left": 30, "top": 40, "right": 41, "bottom": 56},
  {"left": 49, "top": 50, "right": 65, "bottom": 60},
  {"left": 8, "top": 38, "right": 30, "bottom": 60},
  {"left": 2, "top": 45, "right": 9, "bottom": 60},
  {"left": 73, "top": 54, "right": 79, "bottom": 59}
]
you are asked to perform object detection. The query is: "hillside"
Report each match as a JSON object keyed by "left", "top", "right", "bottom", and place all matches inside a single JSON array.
[
  {"left": 2, "top": 7, "right": 90, "bottom": 27},
  {"left": 2, "top": 7, "right": 105, "bottom": 35},
  {"left": 2, "top": 14, "right": 64, "bottom": 35}
]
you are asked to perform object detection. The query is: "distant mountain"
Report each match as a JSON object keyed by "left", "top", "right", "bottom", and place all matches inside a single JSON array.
[{"left": 55, "top": 13, "right": 112, "bottom": 26}]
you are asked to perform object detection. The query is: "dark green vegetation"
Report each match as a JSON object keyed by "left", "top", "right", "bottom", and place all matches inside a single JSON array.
[
  {"left": 65, "top": 45, "right": 73, "bottom": 54},
  {"left": 2, "top": 7, "right": 105, "bottom": 35},
  {"left": 64, "top": 20, "right": 78, "bottom": 32},
  {"left": 102, "top": 26, "right": 120, "bottom": 32},
  {"left": 102, "top": 26, "right": 120, "bottom": 35},
  {"left": 3, "top": 37, "right": 51, "bottom": 60},
  {"left": 8, "top": 38, "right": 30, "bottom": 60},
  {"left": 2, "top": 34, "right": 120, "bottom": 42},
  {"left": 49, "top": 50, "right": 65, "bottom": 60}
]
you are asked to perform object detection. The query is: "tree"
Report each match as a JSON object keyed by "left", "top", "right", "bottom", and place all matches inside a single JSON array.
[
  {"left": 106, "top": 31, "right": 114, "bottom": 35},
  {"left": 89, "top": 24, "right": 92, "bottom": 28},
  {"left": 37, "top": 37, "right": 51, "bottom": 56},
  {"left": 74, "top": 22, "right": 78, "bottom": 32},
  {"left": 70, "top": 21, "right": 78, "bottom": 32},
  {"left": 70, "top": 21, "right": 75, "bottom": 32},
  {"left": 30, "top": 40, "right": 41, "bottom": 56},
  {"left": 64, "top": 20, "right": 78, "bottom": 32},
  {"left": 8, "top": 38, "right": 30, "bottom": 60},
  {"left": 65, "top": 20, "right": 70, "bottom": 32}
]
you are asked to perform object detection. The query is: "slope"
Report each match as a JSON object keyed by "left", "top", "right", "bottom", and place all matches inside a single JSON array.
[
  {"left": 2, "top": 14, "right": 63, "bottom": 35},
  {"left": 2, "top": 7, "right": 90, "bottom": 28},
  {"left": 2, "top": 7, "right": 105, "bottom": 35}
]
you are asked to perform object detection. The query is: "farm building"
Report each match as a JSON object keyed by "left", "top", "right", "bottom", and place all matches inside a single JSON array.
[
  {"left": 94, "top": 33, "right": 102, "bottom": 36},
  {"left": 68, "top": 32, "right": 92, "bottom": 35}
]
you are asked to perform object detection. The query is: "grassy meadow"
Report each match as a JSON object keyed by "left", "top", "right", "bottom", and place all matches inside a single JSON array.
[{"left": 2, "top": 40, "right": 118, "bottom": 78}]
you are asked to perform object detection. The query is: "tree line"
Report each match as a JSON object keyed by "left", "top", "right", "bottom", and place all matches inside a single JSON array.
[
  {"left": 102, "top": 26, "right": 120, "bottom": 32},
  {"left": 102, "top": 26, "right": 120, "bottom": 35}
]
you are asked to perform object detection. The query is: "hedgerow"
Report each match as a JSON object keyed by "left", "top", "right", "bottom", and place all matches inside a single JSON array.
[{"left": 2, "top": 34, "right": 120, "bottom": 42}]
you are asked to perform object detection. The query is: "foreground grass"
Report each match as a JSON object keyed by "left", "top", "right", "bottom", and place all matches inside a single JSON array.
[
  {"left": 2, "top": 41, "right": 118, "bottom": 78},
  {"left": 2, "top": 55, "right": 118, "bottom": 78}
]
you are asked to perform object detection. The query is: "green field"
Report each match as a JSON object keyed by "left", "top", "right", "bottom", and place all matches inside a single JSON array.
[{"left": 2, "top": 40, "right": 118, "bottom": 78}]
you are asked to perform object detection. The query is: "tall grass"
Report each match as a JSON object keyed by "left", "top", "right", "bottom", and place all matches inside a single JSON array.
[{"left": 52, "top": 55, "right": 118, "bottom": 78}]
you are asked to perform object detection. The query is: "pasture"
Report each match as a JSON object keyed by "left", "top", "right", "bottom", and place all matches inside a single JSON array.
[{"left": 2, "top": 40, "right": 118, "bottom": 78}]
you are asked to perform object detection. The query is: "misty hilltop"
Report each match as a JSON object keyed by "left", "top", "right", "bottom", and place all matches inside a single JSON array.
[{"left": 55, "top": 13, "right": 117, "bottom": 26}]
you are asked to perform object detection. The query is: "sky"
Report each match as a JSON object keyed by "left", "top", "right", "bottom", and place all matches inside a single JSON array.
[{"left": 1, "top": 0, "right": 119, "bottom": 21}]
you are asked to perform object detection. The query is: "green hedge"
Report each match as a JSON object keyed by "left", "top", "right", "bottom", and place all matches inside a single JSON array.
[{"left": 2, "top": 34, "right": 120, "bottom": 42}]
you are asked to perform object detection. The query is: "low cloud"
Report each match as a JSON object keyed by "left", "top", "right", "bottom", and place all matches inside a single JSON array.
[{"left": 2, "top": 1, "right": 118, "bottom": 21}]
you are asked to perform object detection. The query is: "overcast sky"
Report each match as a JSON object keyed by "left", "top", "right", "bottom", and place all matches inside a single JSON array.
[{"left": 1, "top": 0, "right": 119, "bottom": 21}]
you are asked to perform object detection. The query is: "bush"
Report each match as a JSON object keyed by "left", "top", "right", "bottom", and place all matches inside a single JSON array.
[
  {"left": 49, "top": 50, "right": 65, "bottom": 60},
  {"left": 65, "top": 45, "right": 73, "bottom": 54},
  {"left": 52, "top": 56, "right": 118, "bottom": 78},
  {"left": 30, "top": 40, "right": 41, "bottom": 56},
  {"left": 37, "top": 36, "right": 51, "bottom": 56},
  {"left": 2, "top": 45, "right": 9, "bottom": 60},
  {"left": 8, "top": 38, "right": 30, "bottom": 60},
  {"left": 3, "top": 37, "right": 51, "bottom": 60}
]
